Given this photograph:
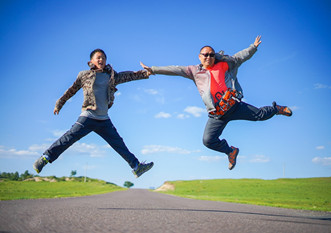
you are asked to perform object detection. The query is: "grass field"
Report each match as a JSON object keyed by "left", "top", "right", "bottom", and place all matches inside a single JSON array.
[
  {"left": 157, "top": 177, "right": 331, "bottom": 212},
  {"left": 2, "top": 177, "right": 330, "bottom": 212},
  {"left": 0, "top": 177, "right": 124, "bottom": 200}
]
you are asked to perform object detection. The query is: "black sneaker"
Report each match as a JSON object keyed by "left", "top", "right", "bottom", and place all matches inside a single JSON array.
[
  {"left": 132, "top": 161, "right": 154, "bottom": 178},
  {"left": 33, "top": 156, "right": 49, "bottom": 173}
]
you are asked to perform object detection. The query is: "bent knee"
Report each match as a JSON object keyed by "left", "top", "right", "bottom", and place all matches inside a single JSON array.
[{"left": 203, "top": 136, "right": 214, "bottom": 148}]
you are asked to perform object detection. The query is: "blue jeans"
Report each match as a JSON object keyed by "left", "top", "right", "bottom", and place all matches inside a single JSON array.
[
  {"left": 203, "top": 102, "right": 277, "bottom": 154},
  {"left": 44, "top": 116, "right": 139, "bottom": 169}
]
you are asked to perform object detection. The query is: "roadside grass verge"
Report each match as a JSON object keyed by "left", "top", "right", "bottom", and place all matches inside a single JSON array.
[
  {"left": 0, "top": 177, "right": 125, "bottom": 200},
  {"left": 156, "top": 177, "right": 331, "bottom": 212}
]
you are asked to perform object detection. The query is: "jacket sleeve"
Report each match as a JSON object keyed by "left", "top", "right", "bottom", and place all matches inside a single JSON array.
[
  {"left": 114, "top": 70, "right": 149, "bottom": 85},
  {"left": 217, "top": 44, "right": 257, "bottom": 70},
  {"left": 151, "top": 65, "right": 194, "bottom": 80},
  {"left": 232, "top": 44, "right": 257, "bottom": 67},
  {"left": 54, "top": 72, "right": 83, "bottom": 111}
]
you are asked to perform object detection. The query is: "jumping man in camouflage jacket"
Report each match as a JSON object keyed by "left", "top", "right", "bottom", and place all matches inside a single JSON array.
[{"left": 33, "top": 49, "right": 154, "bottom": 178}]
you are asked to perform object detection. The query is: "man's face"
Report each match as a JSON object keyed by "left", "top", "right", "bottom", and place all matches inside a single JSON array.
[
  {"left": 199, "top": 47, "right": 215, "bottom": 69},
  {"left": 90, "top": 52, "right": 106, "bottom": 70}
]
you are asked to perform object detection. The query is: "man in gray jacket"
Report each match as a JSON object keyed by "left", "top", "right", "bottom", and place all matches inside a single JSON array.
[{"left": 141, "top": 36, "right": 292, "bottom": 170}]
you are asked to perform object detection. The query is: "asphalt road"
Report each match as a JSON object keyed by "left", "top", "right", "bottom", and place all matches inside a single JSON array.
[{"left": 0, "top": 189, "right": 330, "bottom": 233}]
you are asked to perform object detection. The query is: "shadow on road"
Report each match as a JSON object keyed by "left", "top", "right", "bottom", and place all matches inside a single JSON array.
[{"left": 98, "top": 207, "right": 331, "bottom": 224}]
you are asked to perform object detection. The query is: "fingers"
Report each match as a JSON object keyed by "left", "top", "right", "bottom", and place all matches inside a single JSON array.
[
  {"left": 53, "top": 108, "right": 59, "bottom": 115},
  {"left": 256, "top": 35, "right": 261, "bottom": 41},
  {"left": 254, "top": 35, "right": 262, "bottom": 47},
  {"left": 140, "top": 61, "right": 148, "bottom": 69},
  {"left": 140, "top": 61, "right": 153, "bottom": 75}
]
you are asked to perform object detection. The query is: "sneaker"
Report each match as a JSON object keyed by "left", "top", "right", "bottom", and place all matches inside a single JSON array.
[
  {"left": 33, "top": 156, "right": 49, "bottom": 173},
  {"left": 132, "top": 161, "right": 154, "bottom": 178},
  {"left": 273, "top": 101, "right": 292, "bottom": 116},
  {"left": 227, "top": 146, "right": 239, "bottom": 170}
]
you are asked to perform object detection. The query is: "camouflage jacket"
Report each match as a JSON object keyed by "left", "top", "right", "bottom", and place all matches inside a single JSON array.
[{"left": 55, "top": 65, "right": 149, "bottom": 112}]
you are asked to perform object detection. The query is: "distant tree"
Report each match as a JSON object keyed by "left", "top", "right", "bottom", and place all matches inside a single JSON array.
[
  {"left": 12, "top": 172, "right": 19, "bottom": 180},
  {"left": 20, "top": 170, "right": 33, "bottom": 180},
  {"left": 0, "top": 172, "right": 11, "bottom": 179},
  {"left": 123, "top": 181, "right": 134, "bottom": 188},
  {"left": 70, "top": 170, "right": 77, "bottom": 177},
  {"left": 0, "top": 171, "right": 34, "bottom": 181}
]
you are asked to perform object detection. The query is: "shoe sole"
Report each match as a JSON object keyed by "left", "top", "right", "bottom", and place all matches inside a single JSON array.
[
  {"left": 133, "top": 163, "right": 154, "bottom": 178},
  {"left": 228, "top": 148, "right": 239, "bottom": 170},
  {"left": 33, "top": 165, "right": 40, "bottom": 174}
]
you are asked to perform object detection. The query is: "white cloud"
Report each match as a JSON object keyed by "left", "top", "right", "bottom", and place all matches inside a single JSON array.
[
  {"left": 28, "top": 144, "right": 50, "bottom": 152},
  {"left": 141, "top": 145, "right": 200, "bottom": 155},
  {"left": 155, "top": 97, "right": 165, "bottom": 104},
  {"left": 184, "top": 106, "right": 205, "bottom": 117},
  {"left": 131, "top": 94, "right": 143, "bottom": 102},
  {"left": 115, "top": 91, "right": 121, "bottom": 96},
  {"left": 52, "top": 129, "right": 66, "bottom": 137},
  {"left": 70, "top": 142, "right": 107, "bottom": 158},
  {"left": 144, "top": 89, "right": 159, "bottom": 95},
  {"left": 141, "top": 88, "right": 165, "bottom": 104},
  {"left": 316, "top": 146, "right": 325, "bottom": 150},
  {"left": 250, "top": 155, "right": 270, "bottom": 163},
  {"left": 154, "top": 107, "right": 205, "bottom": 119},
  {"left": 177, "top": 113, "right": 190, "bottom": 119},
  {"left": 0, "top": 145, "right": 39, "bottom": 158},
  {"left": 198, "top": 155, "right": 226, "bottom": 162},
  {"left": 314, "top": 83, "right": 331, "bottom": 89},
  {"left": 289, "top": 106, "right": 299, "bottom": 111},
  {"left": 155, "top": 112, "right": 172, "bottom": 118},
  {"left": 312, "top": 157, "right": 331, "bottom": 166},
  {"left": 0, "top": 142, "right": 109, "bottom": 159}
]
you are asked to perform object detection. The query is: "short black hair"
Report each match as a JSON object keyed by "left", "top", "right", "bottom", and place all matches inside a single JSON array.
[
  {"left": 199, "top": 45, "right": 215, "bottom": 53},
  {"left": 90, "top": 49, "right": 107, "bottom": 60}
]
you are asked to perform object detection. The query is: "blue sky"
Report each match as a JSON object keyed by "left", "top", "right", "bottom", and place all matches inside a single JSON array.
[{"left": 0, "top": 0, "right": 330, "bottom": 189}]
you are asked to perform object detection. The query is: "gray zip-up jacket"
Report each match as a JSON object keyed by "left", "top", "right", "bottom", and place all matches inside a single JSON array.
[
  {"left": 55, "top": 65, "right": 149, "bottom": 112},
  {"left": 151, "top": 44, "right": 257, "bottom": 113}
]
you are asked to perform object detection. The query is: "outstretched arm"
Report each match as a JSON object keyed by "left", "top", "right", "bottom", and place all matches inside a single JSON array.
[
  {"left": 140, "top": 62, "right": 193, "bottom": 80},
  {"left": 54, "top": 72, "right": 83, "bottom": 115},
  {"left": 114, "top": 69, "right": 149, "bottom": 85},
  {"left": 231, "top": 35, "right": 262, "bottom": 66}
]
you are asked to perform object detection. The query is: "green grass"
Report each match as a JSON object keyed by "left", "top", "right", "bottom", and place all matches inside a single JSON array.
[
  {"left": 0, "top": 177, "right": 125, "bottom": 200},
  {"left": 158, "top": 177, "right": 331, "bottom": 212}
]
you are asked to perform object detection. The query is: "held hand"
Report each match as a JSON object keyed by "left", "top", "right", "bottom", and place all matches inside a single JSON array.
[
  {"left": 53, "top": 108, "right": 60, "bottom": 115},
  {"left": 254, "top": 35, "right": 262, "bottom": 48},
  {"left": 140, "top": 61, "right": 153, "bottom": 75}
]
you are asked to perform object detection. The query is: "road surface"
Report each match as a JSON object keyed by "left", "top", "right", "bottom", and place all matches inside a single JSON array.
[{"left": 0, "top": 189, "right": 330, "bottom": 233}]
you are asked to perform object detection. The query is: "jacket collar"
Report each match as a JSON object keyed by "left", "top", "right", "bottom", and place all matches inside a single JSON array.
[{"left": 87, "top": 62, "right": 113, "bottom": 74}]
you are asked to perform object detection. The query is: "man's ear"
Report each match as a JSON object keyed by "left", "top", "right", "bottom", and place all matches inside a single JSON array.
[{"left": 87, "top": 61, "right": 96, "bottom": 69}]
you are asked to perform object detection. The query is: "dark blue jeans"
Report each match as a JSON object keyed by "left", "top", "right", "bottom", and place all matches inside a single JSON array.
[
  {"left": 203, "top": 102, "right": 277, "bottom": 154},
  {"left": 44, "top": 116, "right": 139, "bottom": 169}
]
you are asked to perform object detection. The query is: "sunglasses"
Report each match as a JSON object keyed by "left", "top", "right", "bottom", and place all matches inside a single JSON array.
[{"left": 200, "top": 53, "right": 215, "bottom": 58}]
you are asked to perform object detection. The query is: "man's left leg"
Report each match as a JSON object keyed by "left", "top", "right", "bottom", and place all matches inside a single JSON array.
[
  {"left": 229, "top": 101, "right": 292, "bottom": 121},
  {"left": 95, "top": 119, "right": 153, "bottom": 178},
  {"left": 203, "top": 116, "right": 239, "bottom": 170},
  {"left": 203, "top": 116, "right": 231, "bottom": 154},
  {"left": 229, "top": 101, "right": 278, "bottom": 121}
]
